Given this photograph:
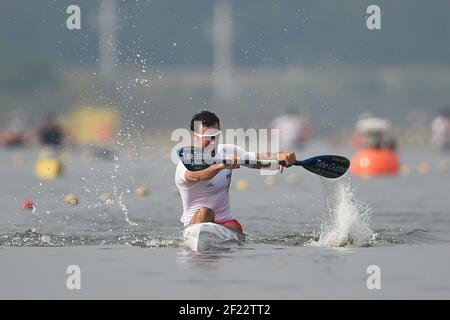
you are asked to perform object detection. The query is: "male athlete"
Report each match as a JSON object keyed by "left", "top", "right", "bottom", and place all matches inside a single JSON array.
[{"left": 175, "top": 110, "right": 297, "bottom": 234}]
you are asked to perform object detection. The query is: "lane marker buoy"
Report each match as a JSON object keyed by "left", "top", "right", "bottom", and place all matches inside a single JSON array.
[
  {"left": 417, "top": 162, "right": 431, "bottom": 175},
  {"left": 287, "top": 173, "right": 299, "bottom": 184},
  {"left": 399, "top": 164, "right": 410, "bottom": 176},
  {"left": 64, "top": 193, "right": 79, "bottom": 205},
  {"left": 21, "top": 200, "right": 34, "bottom": 210},
  {"left": 135, "top": 185, "right": 149, "bottom": 197},
  {"left": 265, "top": 176, "right": 277, "bottom": 187},
  {"left": 34, "top": 157, "right": 63, "bottom": 180},
  {"left": 438, "top": 160, "right": 449, "bottom": 172},
  {"left": 236, "top": 179, "right": 249, "bottom": 191},
  {"left": 99, "top": 192, "right": 111, "bottom": 202}
]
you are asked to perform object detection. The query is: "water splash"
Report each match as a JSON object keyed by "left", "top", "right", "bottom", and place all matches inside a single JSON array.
[
  {"left": 108, "top": 154, "right": 137, "bottom": 227},
  {"left": 2, "top": 227, "right": 443, "bottom": 248},
  {"left": 0, "top": 229, "right": 180, "bottom": 247},
  {"left": 307, "top": 177, "right": 374, "bottom": 247},
  {"left": 249, "top": 231, "right": 319, "bottom": 246},
  {"left": 118, "top": 190, "right": 137, "bottom": 226}
]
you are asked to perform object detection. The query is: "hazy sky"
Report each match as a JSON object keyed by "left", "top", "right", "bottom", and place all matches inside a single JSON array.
[{"left": 1, "top": 0, "right": 449, "bottom": 129}]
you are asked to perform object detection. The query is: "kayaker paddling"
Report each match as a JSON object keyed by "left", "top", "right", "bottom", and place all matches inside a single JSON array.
[{"left": 174, "top": 110, "right": 297, "bottom": 235}]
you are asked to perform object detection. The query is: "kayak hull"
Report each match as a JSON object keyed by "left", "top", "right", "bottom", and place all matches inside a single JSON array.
[{"left": 182, "top": 222, "right": 244, "bottom": 252}]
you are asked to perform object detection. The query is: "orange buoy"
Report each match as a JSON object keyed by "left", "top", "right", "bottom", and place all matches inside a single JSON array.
[{"left": 351, "top": 148, "right": 400, "bottom": 177}]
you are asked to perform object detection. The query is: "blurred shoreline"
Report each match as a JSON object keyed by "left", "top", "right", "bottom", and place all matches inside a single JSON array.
[{"left": 1, "top": 65, "right": 449, "bottom": 132}]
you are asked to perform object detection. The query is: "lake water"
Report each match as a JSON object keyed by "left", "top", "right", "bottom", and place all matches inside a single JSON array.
[{"left": 0, "top": 141, "right": 449, "bottom": 299}]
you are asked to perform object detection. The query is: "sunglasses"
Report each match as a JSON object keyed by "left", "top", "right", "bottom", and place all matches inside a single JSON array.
[{"left": 194, "top": 130, "right": 222, "bottom": 141}]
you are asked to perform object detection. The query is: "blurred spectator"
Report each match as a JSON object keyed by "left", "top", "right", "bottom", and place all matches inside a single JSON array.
[
  {"left": 431, "top": 109, "right": 450, "bottom": 150},
  {"left": 268, "top": 106, "right": 312, "bottom": 150},
  {"left": 0, "top": 109, "right": 30, "bottom": 147},
  {"left": 351, "top": 112, "right": 397, "bottom": 150},
  {"left": 38, "top": 113, "right": 64, "bottom": 147}
]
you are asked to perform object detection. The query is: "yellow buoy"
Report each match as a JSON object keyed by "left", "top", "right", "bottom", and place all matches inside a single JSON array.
[
  {"left": 64, "top": 193, "right": 79, "bottom": 205},
  {"left": 34, "top": 158, "right": 63, "bottom": 180},
  {"left": 235, "top": 179, "right": 249, "bottom": 191},
  {"left": 135, "top": 185, "right": 149, "bottom": 197},
  {"left": 265, "top": 176, "right": 277, "bottom": 187}
]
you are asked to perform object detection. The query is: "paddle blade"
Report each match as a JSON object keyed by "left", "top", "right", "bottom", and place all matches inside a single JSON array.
[
  {"left": 297, "top": 155, "right": 350, "bottom": 179},
  {"left": 177, "top": 146, "right": 214, "bottom": 171}
]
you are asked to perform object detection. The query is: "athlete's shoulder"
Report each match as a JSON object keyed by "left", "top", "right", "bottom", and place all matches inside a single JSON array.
[{"left": 175, "top": 160, "right": 189, "bottom": 185}]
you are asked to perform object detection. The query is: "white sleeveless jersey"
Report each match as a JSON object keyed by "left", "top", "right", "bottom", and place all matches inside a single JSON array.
[{"left": 175, "top": 144, "right": 256, "bottom": 225}]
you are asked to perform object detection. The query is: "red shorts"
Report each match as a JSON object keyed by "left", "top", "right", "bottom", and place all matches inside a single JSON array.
[{"left": 215, "top": 219, "right": 243, "bottom": 234}]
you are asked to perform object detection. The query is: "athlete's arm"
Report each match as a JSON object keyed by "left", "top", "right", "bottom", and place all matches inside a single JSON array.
[
  {"left": 257, "top": 152, "right": 296, "bottom": 164},
  {"left": 250, "top": 152, "right": 296, "bottom": 172},
  {"left": 185, "top": 156, "right": 239, "bottom": 182}
]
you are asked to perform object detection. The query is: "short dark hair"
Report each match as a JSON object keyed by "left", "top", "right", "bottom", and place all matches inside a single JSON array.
[{"left": 190, "top": 110, "right": 220, "bottom": 132}]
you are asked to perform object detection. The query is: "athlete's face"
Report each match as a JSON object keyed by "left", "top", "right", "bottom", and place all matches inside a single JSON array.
[{"left": 192, "top": 123, "right": 221, "bottom": 153}]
